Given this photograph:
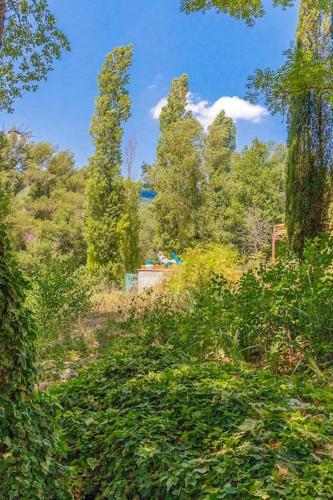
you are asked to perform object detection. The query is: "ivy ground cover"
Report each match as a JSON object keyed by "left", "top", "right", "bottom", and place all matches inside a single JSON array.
[{"left": 54, "top": 339, "right": 333, "bottom": 499}]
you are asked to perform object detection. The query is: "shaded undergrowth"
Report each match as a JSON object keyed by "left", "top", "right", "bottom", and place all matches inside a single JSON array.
[{"left": 52, "top": 338, "right": 333, "bottom": 499}]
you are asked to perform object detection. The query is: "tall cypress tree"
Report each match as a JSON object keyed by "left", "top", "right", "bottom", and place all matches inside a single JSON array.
[
  {"left": 286, "top": 1, "right": 333, "bottom": 254},
  {"left": 152, "top": 74, "right": 203, "bottom": 253},
  {"left": 85, "top": 45, "right": 133, "bottom": 281},
  {"left": 202, "top": 111, "right": 236, "bottom": 242}
]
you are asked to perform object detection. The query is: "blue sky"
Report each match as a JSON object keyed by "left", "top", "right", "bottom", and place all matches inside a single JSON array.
[{"left": 2, "top": 0, "right": 299, "bottom": 177}]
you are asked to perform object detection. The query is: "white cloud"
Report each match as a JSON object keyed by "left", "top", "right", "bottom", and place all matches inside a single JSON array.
[
  {"left": 150, "top": 93, "right": 268, "bottom": 129},
  {"left": 150, "top": 97, "right": 168, "bottom": 120}
]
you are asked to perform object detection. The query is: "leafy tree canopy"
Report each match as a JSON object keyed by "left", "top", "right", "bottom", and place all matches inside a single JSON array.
[
  {"left": 183, "top": 1, "right": 332, "bottom": 103},
  {"left": 0, "top": 0, "right": 70, "bottom": 112},
  {"left": 247, "top": 10, "right": 333, "bottom": 113},
  {"left": 181, "top": 0, "right": 293, "bottom": 24},
  {"left": 1, "top": 133, "right": 86, "bottom": 265},
  {"left": 181, "top": 0, "right": 330, "bottom": 24},
  {"left": 152, "top": 74, "right": 203, "bottom": 253}
]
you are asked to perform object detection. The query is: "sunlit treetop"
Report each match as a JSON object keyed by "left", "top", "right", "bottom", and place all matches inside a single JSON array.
[
  {"left": 181, "top": 0, "right": 330, "bottom": 25},
  {"left": 0, "top": 0, "right": 70, "bottom": 113}
]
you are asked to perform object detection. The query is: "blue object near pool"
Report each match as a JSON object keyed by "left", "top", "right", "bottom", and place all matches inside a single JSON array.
[
  {"left": 170, "top": 252, "right": 181, "bottom": 264},
  {"left": 139, "top": 189, "right": 157, "bottom": 201},
  {"left": 125, "top": 273, "right": 138, "bottom": 294}
]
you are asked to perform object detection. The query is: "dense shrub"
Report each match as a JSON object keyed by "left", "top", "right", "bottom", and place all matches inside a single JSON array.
[
  {"left": 166, "top": 243, "right": 241, "bottom": 292},
  {"left": 0, "top": 394, "right": 67, "bottom": 498},
  {"left": 23, "top": 245, "right": 93, "bottom": 339},
  {"left": 54, "top": 339, "right": 333, "bottom": 499},
  {"left": 125, "top": 278, "right": 224, "bottom": 355},
  {"left": 221, "top": 235, "right": 333, "bottom": 367},
  {"left": 125, "top": 236, "right": 333, "bottom": 370}
]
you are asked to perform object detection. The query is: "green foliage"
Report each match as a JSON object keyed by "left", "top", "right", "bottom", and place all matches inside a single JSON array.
[
  {"left": 121, "top": 178, "right": 141, "bottom": 272},
  {"left": 247, "top": 46, "right": 333, "bottom": 114},
  {"left": 0, "top": 222, "right": 36, "bottom": 400},
  {"left": 152, "top": 74, "right": 203, "bottom": 253},
  {"left": 139, "top": 200, "right": 157, "bottom": 260},
  {"left": 0, "top": 393, "right": 67, "bottom": 498},
  {"left": 204, "top": 111, "right": 236, "bottom": 177},
  {"left": 201, "top": 111, "right": 236, "bottom": 242},
  {"left": 248, "top": 2, "right": 332, "bottom": 109},
  {"left": 159, "top": 74, "right": 189, "bottom": 132},
  {"left": 54, "top": 339, "right": 333, "bottom": 498},
  {"left": 125, "top": 236, "right": 333, "bottom": 369},
  {"left": 0, "top": 132, "right": 12, "bottom": 218},
  {"left": 181, "top": 0, "right": 330, "bottom": 25},
  {"left": 0, "top": 0, "right": 70, "bottom": 112},
  {"left": 4, "top": 134, "right": 86, "bottom": 264},
  {"left": 181, "top": 0, "right": 297, "bottom": 25},
  {"left": 285, "top": 2, "right": 333, "bottom": 254},
  {"left": 0, "top": 132, "right": 67, "bottom": 498},
  {"left": 1, "top": 132, "right": 93, "bottom": 348},
  {"left": 223, "top": 140, "right": 286, "bottom": 255},
  {"left": 167, "top": 243, "right": 241, "bottom": 292},
  {"left": 221, "top": 235, "right": 333, "bottom": 366},
  {"left": 25, "top": 246, "right": 93, "bottom": 339},
  {"left": 85, "top": 45, "right": 133, "bottom": 282}
]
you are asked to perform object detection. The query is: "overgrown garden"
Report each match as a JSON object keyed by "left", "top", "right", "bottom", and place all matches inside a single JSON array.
[{"left": 0, "top": 0, "right": 332, "bottom": 498}]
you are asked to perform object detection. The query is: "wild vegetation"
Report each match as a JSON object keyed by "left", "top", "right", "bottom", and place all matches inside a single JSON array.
[
  {"left": 54, "top": 338, "right": 333, "bottom": 499},
  {"left": 0, "top": 0, "right": 332, "bottom": 498}
]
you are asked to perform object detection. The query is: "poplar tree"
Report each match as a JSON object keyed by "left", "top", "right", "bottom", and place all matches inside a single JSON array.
[
  {"left": 202, "top": 111, "right": 236, "bottom": 242},
  {"left": 152, "top": 74, "right": 203, "bottom": 253},
  {"left": 85, "top": 45, "right": 133, "bottom": 281},
  {"left": 286, "top": 1, "right": 332, "bottom": 254},
  {"left": 121, "top": 179, "right": 140, "bottom": 272},
  {"left": 121, "top": 136, "right": 140, "bottom": 272}
]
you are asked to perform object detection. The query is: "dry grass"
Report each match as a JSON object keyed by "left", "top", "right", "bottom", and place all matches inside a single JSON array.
[
  {"left": 38, "top": 290, "right": 130, "bottom": 389},
  {"left": 37, "top": 285, "right": 186, "bottom": 390}
]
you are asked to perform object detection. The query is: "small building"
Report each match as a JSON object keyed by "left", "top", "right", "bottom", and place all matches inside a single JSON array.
[{"left": 137, "top": 266, "right": 172, "bottom": 293}]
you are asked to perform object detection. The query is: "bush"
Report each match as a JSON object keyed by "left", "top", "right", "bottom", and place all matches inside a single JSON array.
[
  {"left": 54, "top": 339, "right": 333, "bottom": 499},
  {"left": 0, "top": 394, "right": 67, "bottom": 498},
  {"left": 167, "top": 243, "right": 241, "bottom": 292},
  {"left": 23, "top": 244, "right": 93, "bottom": 339},
  {"left": 124, "top": 278, "right": 224, "bottom": 356},
  {"left": 221, "top": 235, "right": 333, "bottom": 368}
]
